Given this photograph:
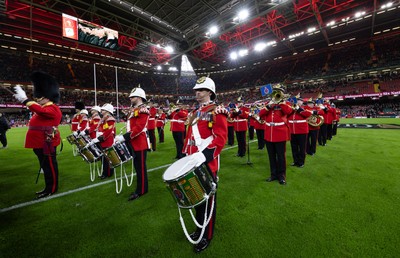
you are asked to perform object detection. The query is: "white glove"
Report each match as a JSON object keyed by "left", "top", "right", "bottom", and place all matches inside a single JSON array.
[
  {"left": 73, "top": 131, "right": 79, "bottom": 137},
  {"left": 79, "top": 130, "right": 86, "bottom": 136},
  {"left": 90, "top": 138, "right": 100, "bottom": 145},
  {"left": 14, "top": 85, "right": 28, "bottom": 103},
  {"left": 191, "top": 152, "right": 206, "bottom": 167},
  {"left": 115, "top": 135, "right": 125, "bottom": 143}
]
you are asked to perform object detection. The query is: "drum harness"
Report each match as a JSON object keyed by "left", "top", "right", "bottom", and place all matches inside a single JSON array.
[{"left": 178, "top": 111, "right": 217, "bottom": 245}]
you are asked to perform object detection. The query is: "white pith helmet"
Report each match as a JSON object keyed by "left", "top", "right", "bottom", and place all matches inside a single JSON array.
[
  {"left": 101, "top": 103, "right": 114, "bottom": 114},
  {"left": 80, "top": 109, "right": 89, "bottom": 115},
  {"left": 129, "top": 85, "right": 147, "bottom": 101},
  {"left": 193, "top": 77, "right": 216, "bottom": 100},
  {"left": 90, "top": 106, "right": 102, "bottom": 113}
]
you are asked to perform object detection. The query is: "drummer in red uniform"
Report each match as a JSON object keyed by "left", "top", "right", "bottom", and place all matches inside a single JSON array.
[
  {"left": 74, "top": 109, "right": 89, "bottom": 136},
  {"left": 13, "top": 71, "right": 62, "bottom": 199},
  {"left": 115, "top": 87, "right": 150, "bottom": 201},
  {"left": 259, "top": 84, "right": 292, "bottom": 185},
  {"left": 182, "top": 76, "right": 228, "bottom": 253},
  {"left": 83, "top": 106, "right": 102, "bottom": 139},
  {"left": 288, "top": 96, "right": 312, "bottom": 168},
  {"left": 71, "top": 102, "right": 84, "bottom": 156},
  {"left": 90, "top": 103, "right": 116, "bottom": 179}
]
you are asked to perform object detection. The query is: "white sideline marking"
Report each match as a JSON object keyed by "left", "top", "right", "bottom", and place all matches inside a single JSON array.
[{"left": 0, "top": 142, "right": 253, "bottom": 213}]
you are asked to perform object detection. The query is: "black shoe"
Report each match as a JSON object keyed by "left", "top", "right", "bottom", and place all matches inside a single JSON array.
[
  {"left": 99, "top": 175, "right": 107, "bottom": 180},
  {"left": 36, "top": 192, "right": 52, "bottom": 199},
  {"left": 190, "top": 231, "right": 200, "bottom": 240},
  {"left": 35, "top": 189, "right": 46, "bottom": 195},
  {"left": 128, "top": 193, "right": 141, "bottom": 201},
  {"left": 194, "top": 238, "right": 209, "bottom": 253},
  {"left": 266, "top": 177, "right": 277, "bottom": 182},
  {"left": 279, "top": 179, "right": 286, "bottom": 185},
  {"left": 297, "top": 164, "right": 304, "bottom": 168},
  {"left": 290, "top": 163, "right": 298, "bottom": 166}
]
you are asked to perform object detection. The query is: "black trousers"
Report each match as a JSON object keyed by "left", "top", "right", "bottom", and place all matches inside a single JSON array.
[
  {"left": 0, "top": 131, "right": 7, "bottom": 147},
  {"left": 157, "top": 127, "right": 164, "bottom": 143},
  {"left": 101, "top": 155, "right": 114, "bottom": 178},
  {"left": 332, "top": 121, "right": 338, "bottom": 136},
  {"left": 249, "top": 126, "right": 255, "bottom": 140},
  {"left": 326, "top": 123, "right": 333, "bottom": 140},
  {"left": 227, "top": 126, "right": 235, "bottom": 146},
  {"left": 133, "top": 150, "right": 148, "bottom": 195},
  {"left": 307, "top": 130, "right": 318, "bottom": 155},
  {"left": 290, "top": 133, "right": 307, "bottom": 166},
  {"left": 235, "top": 131, "right": 246, "bottom": 157},
  {"left": 318, "top": 124, "right": 327, "bottom": 146},
  {"left": 33, "top": 147, "right": 58, "bottom": 193},
  {"left": 256, "top": 129, "right": 265, "bottom": 149},
  {"left": 148, "top": 129, "right": 156, "bottom": 151},
  {"left": 265, "top": 141, "right": 286, "bottom": 181},
  {"left": 172, "top": 131, "right": 185, "bottom": 158}
]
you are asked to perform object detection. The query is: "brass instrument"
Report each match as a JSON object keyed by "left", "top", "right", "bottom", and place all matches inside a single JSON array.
[
  {"left": 270, "top": 90, "right": 287, "bottom": 104},
  {"left": 307, "top": 114, "right": 324, "bottom": 127}
]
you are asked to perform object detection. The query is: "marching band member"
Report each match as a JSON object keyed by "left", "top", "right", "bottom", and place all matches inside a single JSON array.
[
  {"left": 115, "top": 87, "right": 150, "bottom": 201},
  {"left": 227, "top": 103, "right": 235, "bottom": 146},
  {"left": 253, "top": 104, "right": 266, "bottom": 150},
  {"left": 288, "top": 96, "right": 312, "bottom": 168},
  {"left": 324, "top": 99, "right": 335, "bottom": 141},
  {"left": 304, "top": 98, "right": 324, "bottom": 156},
  {"left": 259, "top": 84, "right": 292, "bottom": 185},
  {"left": 74, "top": 109, "right": 89, "bottom": 136},
  {"left": 168, "top": 100, "right": 188, "bottom": 159},
  {"left": 90, "top": 103, "right": 116, "bottom": 179},
  {"left": 71, "top": 102, "right": 84, "bottom": 132},
  {"left": 231, "top": 98, "right": 249, "bottom": 157},
  {"left": 248, "top": 107, "right": 257, "bottom": 140},
  {"left": 13, "top": 71, "right": 62, "bottom": 199},
  {"left": 332, "top": 103, "right": 340, "bottom": 136},
  {"left": 182, "top": 77, "right": 227, "bottom": 253},
  {"left": 147, "top": 100, "right": 157, "bottom": 151},
  {"left": 318, "top": 99, "right": 334, "bottom": 146},
  {"left": 85, "top": 106, "right": 102, "bottom": 139},
  {"left": 156, "top": 107, "right": 166, "bottom": 143}
]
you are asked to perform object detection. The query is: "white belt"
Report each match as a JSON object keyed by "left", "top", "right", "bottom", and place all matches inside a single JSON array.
[
  {"left": 288, "top": 120, "right": 307, "bottom": 123},
  {"left": 266, "top": 122, "right": 285, "bottom": 126},
  {"left": 170, "top": 119, "right": 185, "bottom": 123},
  {"left": 149, "top": 118, "right": 155, "bottom": 121},
  {"left": 235, "top": 119, "right": 247, "bottom": 122}
]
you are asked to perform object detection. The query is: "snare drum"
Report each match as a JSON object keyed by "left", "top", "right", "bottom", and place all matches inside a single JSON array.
[
  {"left": 66, "top": 134, "right": 77, "bottom": 145},
  {"left": 74, "top": 134, "right": 91, "bottom": 149},
  {"left": 79, "top": 143, "right": 103, "bottom": 163},
  {"left": 163, "top": 155, "right": 216, "bottom": 209},
  {"left": 104, "top": 142, "right": 132, "bottom": 168}
]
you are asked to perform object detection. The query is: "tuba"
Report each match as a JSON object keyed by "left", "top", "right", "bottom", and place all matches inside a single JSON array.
[
  {"left": 307, "top": 114, "right": 324, "bottom": 127},
  {"left": 271, "top": 90, "right": 285, "bottom": 104}
]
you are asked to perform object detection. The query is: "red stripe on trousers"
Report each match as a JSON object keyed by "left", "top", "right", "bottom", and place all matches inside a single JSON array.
[{"left": 48, "top": 156, "right": 57, "bottom": 193}]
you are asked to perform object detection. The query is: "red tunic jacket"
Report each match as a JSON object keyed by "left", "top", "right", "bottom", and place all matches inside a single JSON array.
[
  {"left": 147, "top": 107, "right": 157, "bottom": 130},
  {"left": 98, "top": 115, "right": 116, "bottom": 148},
  {"left": 71, "top": 113, "right": 81, "bottom": 131},
  {"left": 288, "top": 107, "right": 312, "bottom": 134},
  {"left": 183, "top": 104, "right": 228, "bottom": 174},
  {"left": 169, "top": 109, "right": 188, "bottom": 132},
  {"left": 156, "top": 112, "right": 166, "bottom": 128},
  {"left": 259, "top": 102, "right": 292, "bottom": 142},
  {"left": 126, "top": 106, "right": 150, "bottom": 151},
  {"left": 88, "top": 114, "right": 101, "bottom": 139},
  {"left": 304, "top": 106, "right": 325, "bottom": 131},
  {"left": 25, "top": 101, "right": 62, "bottom": 149},
  {"left": 232, "top": 106, "right": 250, "bottom": 132},
  {"left": 78, "top": 114, "right": 88, "bottom": 132}
]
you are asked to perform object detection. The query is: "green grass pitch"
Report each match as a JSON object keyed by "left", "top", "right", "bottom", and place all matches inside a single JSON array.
[{"left": 1, "top": 118, "right": 400, "bottom": 257}]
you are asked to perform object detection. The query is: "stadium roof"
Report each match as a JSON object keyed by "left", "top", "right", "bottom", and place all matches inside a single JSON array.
[{"left": 1, "top": 0, "right": 400, "bottom": 73}]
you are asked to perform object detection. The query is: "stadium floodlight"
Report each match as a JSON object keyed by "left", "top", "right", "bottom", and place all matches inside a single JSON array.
[
  {"left": 168, "top": 67, "right": 178, "bottom": 71},
  {"left": 381, "top": 2, "right": 393, "bottom": 9},
  {"left": 209, "top": 26, "right": 218, "bottom": 35},
  {"left": 165, "top": 45, "right": 174, "bottom": 53},
  {"left": 307, "top": 27, "right": 316, "bottom": 33},
  {"left": 237, "top": 9, "right": 249, "bottom": 21},
  {"left": 238, "top": 49, "right": 248, "bottom": 57},
  {"left": 230, "top": 52, "right": 238, "bottom": 60},
  {"left": 354, "top": 11, "right": 366, "bottom": 18},
  {"left": 254, "top": 42, "right": 267, "bottom": 52},
  {"left": 157, "top": 65, "right": 162, "bottom": 70},
  {"left": 327, "top": 20, "right": 336, "bottom": 27}
]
